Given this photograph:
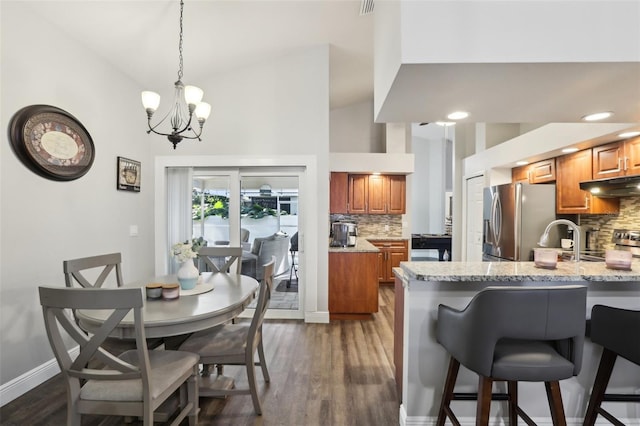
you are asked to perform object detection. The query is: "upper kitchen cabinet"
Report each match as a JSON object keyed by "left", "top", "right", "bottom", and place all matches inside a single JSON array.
[
  {"left": 330, "top": 172, "right": 349, "bottom": 214},
  {"left": 592, "top": 137, "right": 640, "bottom": 179},
  {"left": 334, "top": 173, "right": 406, "bottom": 214},
  {"left": 367, "top": 174, "right": 406, "bottom": 214},
  {"left": 512, "top": 159, "right": 556, "bottom": 184},
  {"left": 348, "top": 174, "right": 369, "bottom": 214},
  {"left": 556, "top": 149, "right": 619, "bottom": 214}
]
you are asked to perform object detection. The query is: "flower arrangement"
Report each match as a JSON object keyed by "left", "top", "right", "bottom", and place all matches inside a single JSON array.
[{"left": 171, "top": 237, "right": 206, "bottom": 263}]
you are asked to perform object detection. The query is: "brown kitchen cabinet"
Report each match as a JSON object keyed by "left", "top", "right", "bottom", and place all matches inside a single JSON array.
[
  {"left": 369, "top": 239, "right": 408, "bottom": 285},
  {"left": 512, "top": 158, "right": 556, "bottom": 183},
  {"left": 592, "top": 136, "right": 640, "bottom": 179},
  {"left": 330, "top": 172, "right": 349, "bottom": 214},
  {"left": 329, "top": 251, "right": 378, "bottom": 319},
  {"left": 347, "top": 174, "right": 406, "bottom": 214},
  {"left": 347, "top": 174, "right": 369, "bottom": 214},
  {"left": 556, "top": 149, "right": 619, "bottom": 214}
]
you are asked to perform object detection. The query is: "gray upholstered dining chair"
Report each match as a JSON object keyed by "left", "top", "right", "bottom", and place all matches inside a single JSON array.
[
  {"left": 435, "top": 285, "right": 587, "bottom": 426},
  {"left": 198, "top": 246, "right": 243, "bottom": 274},
  {"left": 179, "top": 256, "right": 275, "bottom": 415},
  {"left": 38, "top": 286, "right": 199, "bottom": 426},
  {"left": 63, "top": 252, "right": 163, "bottom": 350},
  {"left": 583, "top": 305, "right": 640, "bottom": 426}
]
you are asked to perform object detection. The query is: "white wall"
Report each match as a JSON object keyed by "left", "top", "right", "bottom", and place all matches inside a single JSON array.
[
  {"left": 1, "top": 4, "right": 332, "bottom": 405},
  {"left": 411, "top": 139, "right": 442, "bottom": 234},
  {"left": 1, "top": 2, "right": 155, "bottom": 389},
  {"left": 330, "top": 101, "right": 384, "bottom": 153}
]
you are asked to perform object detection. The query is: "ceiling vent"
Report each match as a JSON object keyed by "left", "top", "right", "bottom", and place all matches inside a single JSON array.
[{"left": 360, "top": 0, "right": 374, "bottom": 15}]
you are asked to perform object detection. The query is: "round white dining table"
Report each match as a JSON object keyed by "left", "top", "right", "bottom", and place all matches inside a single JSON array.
[{"left": 77, "top": 272, "right": 259, "bottom": 340}]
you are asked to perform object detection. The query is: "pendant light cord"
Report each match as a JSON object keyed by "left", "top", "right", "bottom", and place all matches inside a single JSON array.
[{"left": 177, "top": 0, "right": 184, "bottom": 82}]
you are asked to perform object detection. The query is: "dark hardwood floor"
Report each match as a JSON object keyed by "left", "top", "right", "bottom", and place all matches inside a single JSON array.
[{"left": 1, "top": 286, "right": 399, "bottom": 425}]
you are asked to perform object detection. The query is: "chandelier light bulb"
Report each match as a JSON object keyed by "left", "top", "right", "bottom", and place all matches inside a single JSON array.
[
  {"left": 184, "top": 85, "right": 204, "bottom": 106},
  {"left": 195, "top": 102, "right": 212, "bottom": 121},
  {"left": 141, "top": 91, "right": 161, "bottom": 113}
]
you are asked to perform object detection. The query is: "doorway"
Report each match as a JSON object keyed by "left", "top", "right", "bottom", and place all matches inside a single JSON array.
[{"left": 174, "top": 167, "right": 303, "bottom": 316}]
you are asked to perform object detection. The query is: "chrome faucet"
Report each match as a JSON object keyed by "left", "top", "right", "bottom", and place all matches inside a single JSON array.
[{"left": 538, "top": 219, "right": 581, "bottom": 261}]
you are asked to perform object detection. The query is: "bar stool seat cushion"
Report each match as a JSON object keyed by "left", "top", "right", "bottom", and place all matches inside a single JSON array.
[{"left": 493, "top": 339, "right": 576, "bottom": 381}]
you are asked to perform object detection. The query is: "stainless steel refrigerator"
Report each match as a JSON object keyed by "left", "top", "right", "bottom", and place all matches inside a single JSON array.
[{"left": 483, "top": 182, "right": 558, "bottom": 261}]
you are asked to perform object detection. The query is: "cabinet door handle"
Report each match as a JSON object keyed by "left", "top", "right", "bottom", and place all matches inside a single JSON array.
[
  {"left": 624, "top": 157, "right": 629, "bottom": 171},
  {"left": 585, "top": 196, "right": 589, "bottom": 210},
  {"left": 619, "top": 157, "right": 623, "bottom": 171}
]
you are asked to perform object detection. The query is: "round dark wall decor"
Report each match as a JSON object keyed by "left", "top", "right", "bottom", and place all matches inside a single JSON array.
[{"left": 8, "top": 104, "right": 95, "bottom": 181}]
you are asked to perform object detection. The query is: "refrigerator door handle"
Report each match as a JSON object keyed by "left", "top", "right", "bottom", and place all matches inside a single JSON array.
[{"left": 491, "top": 192, "right": 501, "bottom": 246}]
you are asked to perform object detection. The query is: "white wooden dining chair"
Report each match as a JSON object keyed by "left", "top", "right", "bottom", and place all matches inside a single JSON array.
[
  {"left": 38, "top": 286, "right": 199, "bottom": 426},
  {"left": 198, "top": 246, "right": 243, "bottom": 274},
  {"left": 179, "top": 256, "right": 275, "bottom": 415},
  {"left": 62, "top": 252, "right": 163, "bottom": 351}
]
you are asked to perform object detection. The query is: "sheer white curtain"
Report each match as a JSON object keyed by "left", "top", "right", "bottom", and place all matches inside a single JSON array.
[{"left": 166, "top": 167, "right": 193, "bottom": 273}]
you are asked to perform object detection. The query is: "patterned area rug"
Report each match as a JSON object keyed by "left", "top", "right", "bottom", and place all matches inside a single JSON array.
[{"left": 275, "top": 279, "right": 298, "bottom": 292}]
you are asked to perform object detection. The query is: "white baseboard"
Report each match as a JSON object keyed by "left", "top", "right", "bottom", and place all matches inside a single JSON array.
[
  {"left": 0, "top": 347, "right": 78, "bottom": 407},
  {"left": 304, "top": 310, "right": 329, "bottom": 323},
  {"left": 398, "top": 405, "right": 638, "bottom": 426}
]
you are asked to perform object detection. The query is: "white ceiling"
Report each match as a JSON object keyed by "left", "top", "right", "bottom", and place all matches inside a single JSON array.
[
  {"left": 20, "top": 1, "right": 640, "bottom": 131},
  {"left": 23, "top": 0, "right": 374, "bottom": 110}
]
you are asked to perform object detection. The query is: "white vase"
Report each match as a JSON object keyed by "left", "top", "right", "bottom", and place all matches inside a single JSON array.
[{"left": 177, "top": 261, "right": 199, "bottom": 290}]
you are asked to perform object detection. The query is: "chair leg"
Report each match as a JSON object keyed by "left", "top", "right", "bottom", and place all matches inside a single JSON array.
[
  {"left": 188, "top": 370, "right": 199, "bottom": 426},
  {"left": 477, "top": 376, "right": 493, "bottom": 426},
  {"left": 545, "top": 381, "right": 567, "bottom": 426},
  {"left": 246, "top": 354, "right": 263, "bottom": 415},
  {"left": 257, "top": 339, "right": 270, "bottom": 383},
  {"left": 583, "top": 348, "right": 617, "bottom": 426},
  {"left": 507, "top": 381, "right": 518, "bottom": 425},
  {"left": 436, "top": 357, "right": 460, "bottom": 426}
]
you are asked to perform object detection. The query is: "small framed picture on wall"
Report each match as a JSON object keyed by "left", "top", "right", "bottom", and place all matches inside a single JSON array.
[{"left": 117, "top": 157, "right": 141, "bottom": 192}]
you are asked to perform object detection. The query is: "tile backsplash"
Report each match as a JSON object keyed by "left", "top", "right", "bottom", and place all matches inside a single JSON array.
[
  {"left": 580, "top": 196, "right": 640, "bottom": 250},
  {"left": 329, "top": 214, "right": 403, "bottom": 237}
]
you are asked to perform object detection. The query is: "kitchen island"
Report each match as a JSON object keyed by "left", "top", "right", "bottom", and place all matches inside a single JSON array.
[
  {"left": 329, "top": 237, "right": 407, "bottom": 319},
  {"left": 394, "top": 261, "right": 640, "bottom": 426}
]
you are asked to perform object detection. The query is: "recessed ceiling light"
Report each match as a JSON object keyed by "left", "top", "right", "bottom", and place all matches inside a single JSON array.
[
  {"left": 371, "top": 172, "right": 381, "bottom": 176},
  {"left": 516, "top": 161, "right": 529, "bottom": 166},
  {"left": 447, "top": 111, "right": 469, "bottom": 120},
  {"left": 435, "top": 121, "right": 455, "bottom": 126},
  {"left": 618, "top": 131, "right": 640, "bottom": 138},
  {"left": 581, "top": 111, "right": 613, "bottom": 121},
  {"left": 562, "top": 147, "right": 579, "bottom": 153}
]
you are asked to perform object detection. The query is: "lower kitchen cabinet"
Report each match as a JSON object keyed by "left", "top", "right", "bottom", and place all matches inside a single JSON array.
[
  {"left": 369, "top": 239, "right": 408, "bottom": 285},
  {"left": 329, "top": 251, "right": 378, "bottom": 319}
]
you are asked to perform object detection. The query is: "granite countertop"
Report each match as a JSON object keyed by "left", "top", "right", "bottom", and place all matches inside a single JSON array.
[
  {"left": 401, "top": 261, "right": 640, "bottom": 282},
  {"left": 329, "top": 238, "right": 379, "bottom": 253},
  {"left": 328, "top": 236, "right": 408, "bottom": 253}
]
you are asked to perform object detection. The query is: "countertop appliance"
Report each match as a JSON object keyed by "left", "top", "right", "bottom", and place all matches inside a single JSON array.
[
  {"left": 483, "top": 182, "right": 558, "bottom": 261},
  {"left": 612, "top": 229, "right": 640, "bottom": 258},
  {"left": 330, "top": 222, "right": 357, "bottom": 247}
]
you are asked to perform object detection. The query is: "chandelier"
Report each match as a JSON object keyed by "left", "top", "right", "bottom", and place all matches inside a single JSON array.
[{"left": 141, "top": 0, "right": 210, "bottom": 149}]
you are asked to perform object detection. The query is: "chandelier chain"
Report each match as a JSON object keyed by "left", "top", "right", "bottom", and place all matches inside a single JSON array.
[{"left": 177, "top": 0, "right": 184, "bottom": 82}]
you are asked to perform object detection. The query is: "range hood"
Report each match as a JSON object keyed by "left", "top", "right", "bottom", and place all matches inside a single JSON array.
[{"left": 579, "top": 176, "right": 640, "bottom": 197}]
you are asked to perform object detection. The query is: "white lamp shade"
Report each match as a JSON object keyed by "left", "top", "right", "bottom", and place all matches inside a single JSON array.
[
  {"left": 184, "top": 85, "right": 204, "bottom": 105},
  {"left": 141, "top": 91, "right": 161, "bottom": 111},
  {"left": 195, "top": 102, "right": 211, "bottom": 120}
]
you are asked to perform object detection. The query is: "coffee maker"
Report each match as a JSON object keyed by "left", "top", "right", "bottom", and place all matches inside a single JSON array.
[{"left": 330, "top": 222, "right": 358, "bottom": 247}]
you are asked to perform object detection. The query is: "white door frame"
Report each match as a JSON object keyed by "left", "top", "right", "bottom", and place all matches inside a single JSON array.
[{"left": 155, "top": 156, "right": 317, "bottom": 321}]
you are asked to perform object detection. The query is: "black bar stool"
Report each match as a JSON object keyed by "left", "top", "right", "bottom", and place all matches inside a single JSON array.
[
  {"left": 436, "top": 285, "right": 587, "bottom": 426},
  {"left": 583, "top": 305, "right": 640, "bottom": 426}
]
